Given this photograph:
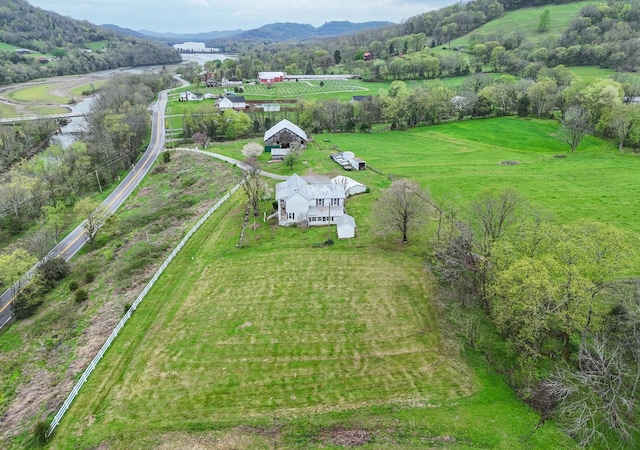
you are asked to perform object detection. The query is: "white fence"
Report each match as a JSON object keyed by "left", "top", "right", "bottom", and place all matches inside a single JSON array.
[{"left": 46, "top": 183, "right": 241, "bottom": 438}]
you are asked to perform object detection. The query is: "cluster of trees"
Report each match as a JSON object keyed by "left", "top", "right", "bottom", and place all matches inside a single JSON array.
[
  {"left": 0, "top": 0, "right": 181, "bottom": 85},
  {"left": 427, "top": 188, "right": 639, "bottom": 447},
  {"left": 182, "top": 106, "right": 252, "bottom": 144},
  {"left": 0, "top": 119, "right": 58, "bottom": 172},
  {"left": 373, "top": 180, "right": 640, "bottom": 447},
  {"left": 0, "top": 73, "right": 173, "bottom": 236}
]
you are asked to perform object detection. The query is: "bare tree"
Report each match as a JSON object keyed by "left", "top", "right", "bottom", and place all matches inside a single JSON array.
[
  {"left": 374, "top": 178, "right": 429, "bottom": 243},
  {"left": 241, "top": 162, "right": 272, "bottom": 217},
  {"left": 544, "top": 334, "right": 640, "bottom": 448},
  {"left": 560, "top": 105, "right": 592, "bottom": 153},
  {"left": 471, "top": 188, "right": 523, "bottom": 255}
]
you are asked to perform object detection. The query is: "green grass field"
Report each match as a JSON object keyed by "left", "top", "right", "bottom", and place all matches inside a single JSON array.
[
  {"left": 0, "top": 102, "right": 17, "bottom": 117},
  {"left": 452, "top": 1, "right": 600, "bottom": 48},
  {"left": 7, "top": 84, "right": 71, "bottom": 104},
  {"left": 51, "top": 184, "right": 575, "bottom": 449},
  {"left": 42, "top": 113, "right": 640, "bottom": 449},
  {"left": 567, "top": 65, "right": 617, "bottom": 79},
  {"left": 206, "top": 117, "right": 640, "bottom": 238}
]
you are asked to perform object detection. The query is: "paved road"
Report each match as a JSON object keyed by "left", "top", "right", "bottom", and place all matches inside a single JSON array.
[{"left": 0, "top": 90, "right": 169, "bottom": 329}]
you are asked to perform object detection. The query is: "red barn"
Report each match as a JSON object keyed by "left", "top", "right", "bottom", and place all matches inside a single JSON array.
[{"left": 258, "top": 71, "right": 285, "bottom": 84}]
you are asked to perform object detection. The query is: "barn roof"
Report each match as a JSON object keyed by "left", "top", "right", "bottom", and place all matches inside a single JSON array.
[{"left": 264, "top": 119, "right": 308, "bottom": 142}]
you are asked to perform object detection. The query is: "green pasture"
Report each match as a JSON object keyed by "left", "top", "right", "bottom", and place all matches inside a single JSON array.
[
  {"left": 452, "top": 1, "right": 600, "bottom": 48},
  {"left": 567, "top": 65, "right": 617, "bottom": 79},
  {"left": 210, "top": 116, "right": 640, "bottom": 238},
  {"left": 0, "top": 42, "right": 21, "bottom": 51},
  {"left": 84, "top": 41, "right": 108, "bottom": 52},
  {"left": 313, "top": 118, "right": 640, "bottom": 235},
  {"left": 69, "top": 79, "right": 108, "bottom": 96},
  {"left": 7, "top": 84, "right": 71, "bottom": 105},
  {"left": 51, "top": 180, "right": 574, "bottom": 449}
]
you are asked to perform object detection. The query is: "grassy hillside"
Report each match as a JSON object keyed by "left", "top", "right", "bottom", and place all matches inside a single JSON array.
[
  {"left": 48, "top": 116, "right": 640, "bottom": 448},
  {"left": 50, "top": 182, "right": 574, "bottom": 449},
  {"left": 452, "top": 1, "right": 601, "bottom": 48}
]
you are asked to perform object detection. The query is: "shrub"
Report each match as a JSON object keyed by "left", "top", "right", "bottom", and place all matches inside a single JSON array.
[
  {"left": 163, "top": 151, "right": 171, "bottom": 163},
  {"left": 84, "top": 272, "right": 96, "bottom": 284},
  {"left": 69, "top": 280, "right": 79, "bottom": 292},
  {"left": 38, "top": 258, "right": 70, "bottom": 284},
  {"left": 33, "top": 420, "right": 49, "bottom": 446},
  {"left": 74, "top": 289, "right": 89, "bottom": 303},
  {"left": 13, "top": 281, "right": 45, "bottom": 320}
]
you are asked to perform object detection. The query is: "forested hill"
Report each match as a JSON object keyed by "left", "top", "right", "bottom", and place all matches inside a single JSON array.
[
  {"left": 233, "top": 21, "right": 394, "bottom": 42},
  {"left": 0, "top": 0, "right": 181, "bottom": 85}
]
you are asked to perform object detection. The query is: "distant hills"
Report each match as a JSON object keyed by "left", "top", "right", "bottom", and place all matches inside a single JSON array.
[
  {"left": 104, "top": 20, "right": 394, "bottom": 44},
  {"left": 0, "top": 0, "right": 181, "bottom": 85}
]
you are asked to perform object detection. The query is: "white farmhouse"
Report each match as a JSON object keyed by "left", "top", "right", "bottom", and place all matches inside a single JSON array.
[
  {"left": 275, "top": 174, "right": 357, "bottom": 238},
  {"left": 216, "top": 95, "right": 246, "bottom": 109}
]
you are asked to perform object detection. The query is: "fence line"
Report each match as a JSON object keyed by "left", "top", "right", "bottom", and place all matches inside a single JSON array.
[{"left": 46, "top": 183, "right": 241, "bottom": 438}]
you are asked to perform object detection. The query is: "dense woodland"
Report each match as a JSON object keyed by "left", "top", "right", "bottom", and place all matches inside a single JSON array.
[{"left": 0, "top": 0, "right": 181, "bottom": 85}]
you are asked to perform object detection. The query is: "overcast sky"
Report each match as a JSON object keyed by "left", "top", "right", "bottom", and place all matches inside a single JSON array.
[{"left": 28, "top": 0, "right": 454, "bottom": 34}]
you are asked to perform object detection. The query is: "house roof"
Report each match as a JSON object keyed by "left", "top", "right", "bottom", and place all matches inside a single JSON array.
[
  {"left": 305, "top": 184, "right": 345, "bottom": 200},
  {"left": 351, "top": 95, "right": 372, "bottom": 102},
  {"left": 331, "top": 176, "right": 365, "bottom": 192},
  {"left": 264, "top": 119, "right": 308, "bottom": 142},
  {"left": 336, "top": 214, "right": 356, "bottom": 227},
  {"left": 276, "top": 173, "right": 345, "bottom": 201},
  {"left": 276, "top": 173, "right": 307, "bottom": 200},
  {"left": 226, "top": 96, "right": 245, "bottom": 103}
]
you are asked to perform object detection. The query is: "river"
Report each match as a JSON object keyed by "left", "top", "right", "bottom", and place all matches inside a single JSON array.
[{"left": 52, "top": 53, "right": 238, "bottom": 147}]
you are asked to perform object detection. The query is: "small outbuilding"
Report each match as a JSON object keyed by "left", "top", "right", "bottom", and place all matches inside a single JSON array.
[
  {"left": 336, "top": 214, "right": 356, "bottom": 239},
  {"left": 331, "top": 176, "right": 367, "bottom": 196}
]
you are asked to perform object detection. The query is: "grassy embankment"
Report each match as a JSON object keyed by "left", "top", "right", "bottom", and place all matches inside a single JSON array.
[
  {"left": 0, "top": 153, "right": 238, "bottom": 449},
  {"left": 44, "top": 115, "right": 640, "bottom": 448}
]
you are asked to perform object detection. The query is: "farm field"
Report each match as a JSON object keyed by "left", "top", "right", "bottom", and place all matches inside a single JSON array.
[
  {"left": 451, "top": 1, "right": 600, "bottom": 48},
  {"left": 50, "top": 185, "right": 575, "bottom": 449},
  {"left": 207, "top": 117, "right": 640, "bottom": 239}
]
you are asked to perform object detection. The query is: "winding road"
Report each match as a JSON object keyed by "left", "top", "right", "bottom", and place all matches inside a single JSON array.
[{"left": 0, "top": 89, "right": 169, "bottom": 329}]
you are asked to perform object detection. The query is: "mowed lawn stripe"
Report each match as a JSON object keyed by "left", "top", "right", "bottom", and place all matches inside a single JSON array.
[{"left": 52, "top": 192, "right": 474, "bottom": 447}]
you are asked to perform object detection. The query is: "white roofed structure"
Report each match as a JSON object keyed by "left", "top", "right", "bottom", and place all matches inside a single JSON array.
[{"left": 331, "top": 176, "right": 367, "bottom": 197}]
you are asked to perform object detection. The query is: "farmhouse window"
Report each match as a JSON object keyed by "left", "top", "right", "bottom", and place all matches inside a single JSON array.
[
  {"left": 288, "top": 212, "right": 295, "bottom": 220},
  {"left": 331, "top": 198, "right": 340, "bottom": 206}
]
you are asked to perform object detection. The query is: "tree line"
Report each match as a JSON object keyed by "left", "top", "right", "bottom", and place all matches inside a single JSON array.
[
  {"left": 0, "top": 72, "right": 174, "bottom": 238},
  {"left": 203, "top": 1, "right": 639, "bottom": 93},
  {"left": 375, "top": 180, "right": 639, "bottom": 448},
  {"left": 0, "top": 0, "right": 181, "bottom": 85}
]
